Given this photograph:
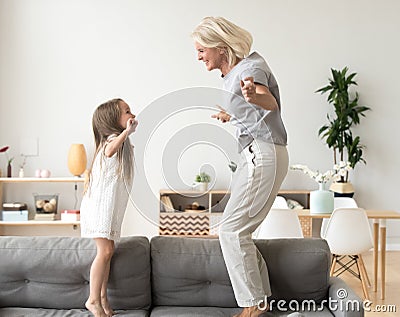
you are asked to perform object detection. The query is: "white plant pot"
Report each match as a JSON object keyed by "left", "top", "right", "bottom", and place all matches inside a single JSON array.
[{"left": 193, "top": 182, "right": 208, "bottom": 192}]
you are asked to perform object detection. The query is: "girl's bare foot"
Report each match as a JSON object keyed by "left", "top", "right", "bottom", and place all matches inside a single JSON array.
[
  {"left": 85, "top": 299, "right": 108, "bottom": 317},
  {"left": 101, "top": 298, "right": 114, "bottom": 317}
]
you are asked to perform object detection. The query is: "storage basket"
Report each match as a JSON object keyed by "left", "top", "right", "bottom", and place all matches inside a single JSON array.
[{"left": 33, "top": 193, "right": 59, "bottom": 214}]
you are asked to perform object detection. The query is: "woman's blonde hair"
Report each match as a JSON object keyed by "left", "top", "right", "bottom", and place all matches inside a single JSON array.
[
  {"left": 86, "top": 98, "right": 134, "bottom": 192},
  {"left": 191, "top": 16, "right": 253, "bottom": 67}
]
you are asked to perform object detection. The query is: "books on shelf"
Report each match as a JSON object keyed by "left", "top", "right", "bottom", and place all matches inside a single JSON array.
[
  {"left": 34, "top": 213, "right": 56, "bottom": 221},
  {"left": 2, "top": 202, "right": 28, "bottom": 211},
  {"left": 160, "top": 195, "right": 175, "bottom": 212}
]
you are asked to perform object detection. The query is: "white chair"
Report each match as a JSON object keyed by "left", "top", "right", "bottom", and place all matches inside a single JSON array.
[
  {"left": 271, "top": 195, "right": 288, "bottom": 209},
  {"left": 322, "top": 208, "right": 373, "bottom": 300},
  {"left": 320, "top": 197, "right": 358, "bottom": 237},
  {"left": 252, "top": 195, "right": 289, "bottom": 238},
  {"left": 333, "top": 197, "right": 358, "bottom": 208},
  {"left": 254, "top": 208, "right": 304, "bottom": 239},
  {"left": 322, "top": 198, "right": 372, "bottom": 290},
  {"left": 253, "top": 196, "right": 292, "bottom": 238}
]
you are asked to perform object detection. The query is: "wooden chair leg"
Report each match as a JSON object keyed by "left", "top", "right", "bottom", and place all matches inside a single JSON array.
[
  {"left": 356, "top": 255, "right": 370, "bottom": 301},
  {"left": 359, "top": 254, "right": 371, "bottom": 287},
  {"left": 330, "top": 255, "right": 337, "bottom": 276}
]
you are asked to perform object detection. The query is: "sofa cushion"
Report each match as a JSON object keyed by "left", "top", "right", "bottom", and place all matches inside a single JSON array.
[
  {"left": 0, "top": 236, "right": 151, "bottom": 311},
  {"left": 150, "top": 306, "right": 335, "bottom": 317},
  {"left": 0, "top": 308, "right": 149, "bottom": 317},
  {"left": 150, "top": 306, "right": 242, "bottom": 317},
  {"left": 151, "top": 236, "right": 237, "bottom": 307},
  {"left": 255, "top": 238, "right": 330, "bottom": 303},
  {"left": 151, "top": 236, "right": 330, "bottom": 308}
]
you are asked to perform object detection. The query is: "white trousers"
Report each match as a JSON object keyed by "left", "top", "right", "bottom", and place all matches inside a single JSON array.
[{"left": 219, "top": 140, "right": 289, "bottom": 307}]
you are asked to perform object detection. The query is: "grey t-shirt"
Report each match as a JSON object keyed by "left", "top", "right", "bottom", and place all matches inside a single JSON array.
[{"left": 222, "top": 51, "right": 287, "bottom": 152}]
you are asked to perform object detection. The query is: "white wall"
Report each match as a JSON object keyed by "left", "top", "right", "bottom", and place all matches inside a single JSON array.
[{"left": 1, "top": 0, "right": 399, "bottom": 247}]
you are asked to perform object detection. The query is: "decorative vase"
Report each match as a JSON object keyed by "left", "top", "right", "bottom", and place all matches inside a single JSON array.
[
  {"left": 310, "top": 183, "right": 334, "bottom": 214},
  {"left": 67, "top": 144, "right": 87, "bottom": 177},
  {"left": 7, "top": 162, "right": 12, "bottom": 177},
  {"left": 19, "top": 168, "right": 24, "bottom": 178},
  {"left": 330, "top": 181, "right": 354, "bottom": 198}
]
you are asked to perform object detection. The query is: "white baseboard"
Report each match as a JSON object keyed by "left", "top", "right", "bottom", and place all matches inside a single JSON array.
[
  {"left": 386, "top": 236, "right": 400, "bottom": 251},
  {"left": 386, "top": 243, "right": 400, "bottom": 251}
]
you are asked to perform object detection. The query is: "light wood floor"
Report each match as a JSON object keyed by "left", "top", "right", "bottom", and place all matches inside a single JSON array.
[{"left": 338, "top": 251, "right": 399, "bottom": 317}]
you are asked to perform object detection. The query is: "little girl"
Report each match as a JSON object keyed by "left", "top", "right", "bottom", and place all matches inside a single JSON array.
[{"left": 80, "top": 98, "right": 138, "bottom": 317}]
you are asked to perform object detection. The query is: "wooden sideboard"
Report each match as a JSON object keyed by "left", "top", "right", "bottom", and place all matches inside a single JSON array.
[{"left": 159, "top": 189, "right": 311, "bottom": 236}]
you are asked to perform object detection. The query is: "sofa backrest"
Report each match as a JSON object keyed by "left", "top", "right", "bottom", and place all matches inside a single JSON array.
[
  {"left": 151, "top": 236, "right": 330, "bottom": 307},
  {"left": 0, "top": 236, "right": 151, "bottom": 310},
  {"left": 255, "top": 238, "right": 330, "bottom": 303},
  {"left": 151, "top": 236, "right": 237, "bottom": 307}
]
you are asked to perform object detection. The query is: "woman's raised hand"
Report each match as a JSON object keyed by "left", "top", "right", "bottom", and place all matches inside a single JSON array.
[{"left": 240, "top": 76, "right": 256, "bottom": 103}]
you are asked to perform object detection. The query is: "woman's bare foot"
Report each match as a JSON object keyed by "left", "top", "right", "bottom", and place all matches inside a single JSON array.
[
  {"left": 85, "top": 299, "right": 108, "bottom": 317},
  {"left": 101, "top": 298, "right": 114, "bottom": 317},
  {"left": 233, "top": 305, "right": 268, "bottom": 317}
]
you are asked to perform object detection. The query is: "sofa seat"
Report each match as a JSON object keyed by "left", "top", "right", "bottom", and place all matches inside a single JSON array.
[
  {"left": 150, "top": 306, "right": 242, "bottom": 317},
  {"left": 0, "top": 308, "right": 149, "bottom": 317},
  {"left": 149, "top": 306, "right": 337, "bottom": 316}
]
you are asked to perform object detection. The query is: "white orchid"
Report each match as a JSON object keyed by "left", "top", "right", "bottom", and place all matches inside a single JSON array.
[
  {"left": 333, "top": 161, "right": 352, "bottom": 181},
  {"left": 290, "top": 162, "right": 352, "bottom": 184}
]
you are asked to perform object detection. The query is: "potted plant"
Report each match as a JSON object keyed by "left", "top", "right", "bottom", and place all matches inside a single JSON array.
[
  {"left": 193, "top": 172, "right": 211, "bottom": 192},
  {"left": 316, "top": 67, "right": 370, "bottom": 196}
]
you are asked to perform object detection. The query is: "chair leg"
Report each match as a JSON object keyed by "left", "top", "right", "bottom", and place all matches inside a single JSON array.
[
  {"left": 356, "top": 255, "right": 370, "bottom": 301},
  {"left": 330, "top": 255, "right": 337, "bottom": 276},
  {"left": 359, "top": 254, "right": 372, "bottom": 287}
]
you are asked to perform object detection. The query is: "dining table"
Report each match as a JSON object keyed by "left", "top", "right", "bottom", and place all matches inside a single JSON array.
[{"left": 296, "top": 209, "right": 400, "bottom": 300}]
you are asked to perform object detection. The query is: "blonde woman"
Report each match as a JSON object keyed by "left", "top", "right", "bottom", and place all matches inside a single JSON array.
[
  {"left": 80, "top": 98, "right": 137, "bottom": 317},
  {"left": 192, "top": 17, "right": 290, "bottom": 317}
]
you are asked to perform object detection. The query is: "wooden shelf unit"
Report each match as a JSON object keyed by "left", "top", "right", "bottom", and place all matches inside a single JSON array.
[
  {"left": 0, "top": 177, "right": 84, "bottom": 236},
  {"left": 159, "top": 189, "right": 311, "bottom": 237}
]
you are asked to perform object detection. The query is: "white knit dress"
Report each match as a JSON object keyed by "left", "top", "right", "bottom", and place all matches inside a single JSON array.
[{"left": 80, "top": 146, "right": 132, "bottom": 242}]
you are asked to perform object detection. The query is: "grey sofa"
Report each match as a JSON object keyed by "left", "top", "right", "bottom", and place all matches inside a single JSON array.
[{"left": 0, "top": 236, "right": 363, "bottom": 317}]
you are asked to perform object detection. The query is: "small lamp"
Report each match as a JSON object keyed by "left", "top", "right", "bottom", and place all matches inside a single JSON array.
[{"left": 67, "top": 144, "right": 87, "bottom": 177}]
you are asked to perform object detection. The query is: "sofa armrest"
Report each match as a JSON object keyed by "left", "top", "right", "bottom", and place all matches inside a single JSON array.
[{"left": 328, "top": 277, "right": 364, "bottom": 317}]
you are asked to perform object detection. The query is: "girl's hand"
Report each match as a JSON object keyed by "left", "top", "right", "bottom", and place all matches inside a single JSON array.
[
  {"left": 104, "top": 118, "right": 137, "bottom": 157},
  {"left": 211, "top": 105, "right": 231, "bottom": 123},
  {"left": 240, "top": 76, "right": 257, "bottom": 103},
  {"left": 126, "top": 118, "right": 138, "bottom": 135}
]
